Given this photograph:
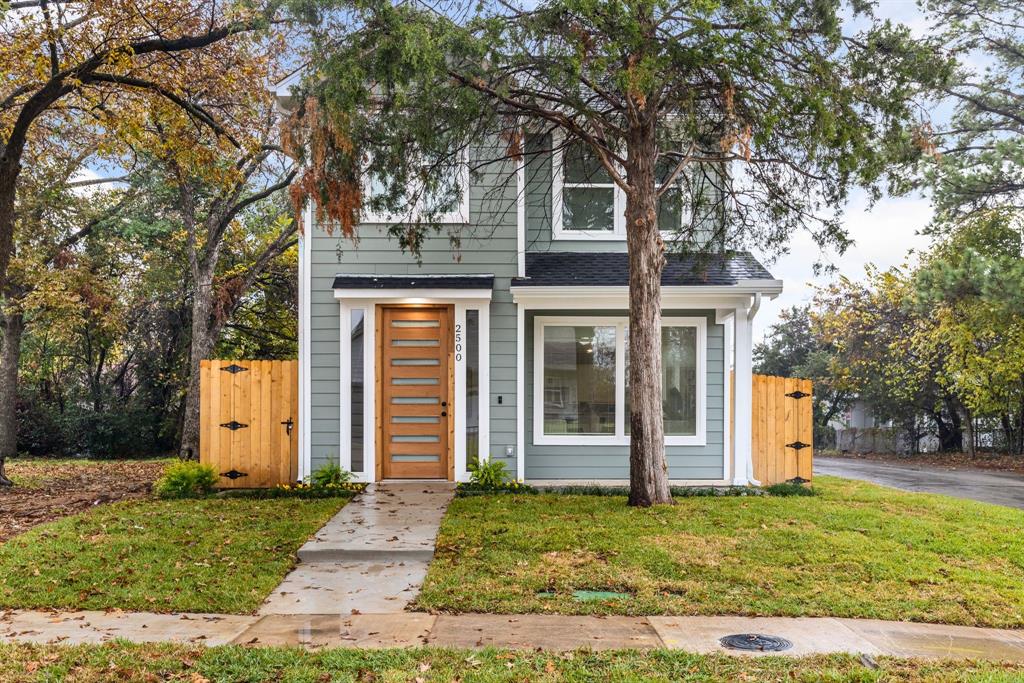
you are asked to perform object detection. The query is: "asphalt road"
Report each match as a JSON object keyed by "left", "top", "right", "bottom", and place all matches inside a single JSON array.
[{"left": 815, "top": 456, "right": 1024, "bottom": 510}]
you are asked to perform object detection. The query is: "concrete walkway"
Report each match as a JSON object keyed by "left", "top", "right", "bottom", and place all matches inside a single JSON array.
[
  {"left": 816, "top": 456, "right": 1024, "bottom": 509},
  {"left": 3, "top": 609, "right": 1024, "bottom": 661},
  {"left": 258, "top": 482, "right": 455, "bottom": 615}
]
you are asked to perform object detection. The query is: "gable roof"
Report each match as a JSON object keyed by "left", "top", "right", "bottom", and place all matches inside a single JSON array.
[{"left": 511, "top": 251, "right": 774, "bottom": 287}]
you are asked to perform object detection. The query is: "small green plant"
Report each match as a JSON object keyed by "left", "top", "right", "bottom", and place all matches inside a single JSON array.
[
  {"left": 309, "top": 462, "right": 353, "bottom": 488},
  {"left": 468, "top": 459, "right": 508, "bottom": 487},
  {"left": 154, "top": 461, "right": 217, "bottom": 499}
]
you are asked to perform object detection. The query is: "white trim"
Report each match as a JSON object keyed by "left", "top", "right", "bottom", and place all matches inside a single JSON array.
[
  {"left": 721, "top": 312, "right": 734, "bottom": 483},
  {"left": 298, "top": 205, "right": 312, "bottom": 481},
  {"left": 479, "top": 304, "right": 491, "bottom": 469},
  {"left": 512, "top": 282, "right": 783, "bottom": 307},
  {"left": 335, "top": 288, "right": 493, "bottom": 301},
  {"left": 532, "top": 315, "right": 707, "bottom": 447},
  {"left": 528, "top": 479, "right": 733, "bottom": 487},
  {"left": 516, "top": 304, "right": 526, "bottom": 480},
  {"left": 732, "top": 304, "right": 757, "bottom": 486},
  {"left": 338, "top": 295, "right": 491, "bottom": 483},
  {"left": 339, "top": 302, "right": 352, "bottom": 474}
]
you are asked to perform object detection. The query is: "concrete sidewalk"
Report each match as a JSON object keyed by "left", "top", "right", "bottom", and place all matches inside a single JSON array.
[
  {"left": 3, "top": 609, "right": 1024, "bottom": 661},
  {"left": 258, "top": 482, "right": 455, "bottom": 615}
]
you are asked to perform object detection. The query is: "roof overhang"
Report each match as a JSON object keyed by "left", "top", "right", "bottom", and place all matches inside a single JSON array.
[
  {"left": 333, "top": 273, "right": 495, "bottom": 301},
  {"left": 510, "top": 280, "right": 783, "bottom": 309}
]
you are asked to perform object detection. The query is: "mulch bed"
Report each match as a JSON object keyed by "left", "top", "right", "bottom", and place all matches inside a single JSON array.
[
  {"left": 0, "top": 460, "right": 166, "bottom": 542},
  {"left": 821, "top": 451, "right": 1024, "bottom": 475}
]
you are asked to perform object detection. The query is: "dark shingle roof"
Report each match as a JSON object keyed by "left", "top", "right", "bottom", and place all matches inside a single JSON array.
[
  {"left": 511, "top": 251, "right": 774, "bottom": 288},
  {"left": 333, "top": 273, "right": 494, "bottom": 290}
]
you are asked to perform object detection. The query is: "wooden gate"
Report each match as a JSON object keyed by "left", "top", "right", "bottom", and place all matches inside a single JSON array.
[
  {"left": 751, "top": 374, "right": 813, "bottom": 485},
  {"left": 199, "top": 360, "right": 298, "bottom": 488}
]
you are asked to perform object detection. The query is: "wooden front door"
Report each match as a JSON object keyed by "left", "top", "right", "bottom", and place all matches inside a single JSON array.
[{"left": 379, "top": 305, "right": 452, "bottom": 479}]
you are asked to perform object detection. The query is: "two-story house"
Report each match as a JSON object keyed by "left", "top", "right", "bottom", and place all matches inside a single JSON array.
[{"left": 287, "top": 97, "right": 782, "bottom": 485}]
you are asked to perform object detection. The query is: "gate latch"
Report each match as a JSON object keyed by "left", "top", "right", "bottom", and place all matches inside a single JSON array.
[{"left": 282, "top": 417, "right": 294, "bottom": 436}]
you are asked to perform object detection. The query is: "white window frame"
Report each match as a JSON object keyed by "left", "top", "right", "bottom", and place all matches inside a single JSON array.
[
  {"left": 532, "top": 315, "right": 706, "bottom": 447},
  {"left": 551, "top": 130, "right": 693, "bottom": 241},
  {"left": 361, "top": 151, "right": 470, "bottom": 225}
]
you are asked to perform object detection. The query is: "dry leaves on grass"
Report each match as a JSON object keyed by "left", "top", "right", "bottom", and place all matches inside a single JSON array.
[{"left": 0, "top": 460, "right": 166, "bottom": 542}]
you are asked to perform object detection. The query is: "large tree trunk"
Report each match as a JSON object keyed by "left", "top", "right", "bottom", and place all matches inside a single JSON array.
[
  {"left": 178, "top": 274, "right": 219, "bottom": 461},
  {"left": 625, "top": 122, "right": 671, "bottom": 507},
  {"left": 0, "top": 311, "right": 24, "bottom": 487}
]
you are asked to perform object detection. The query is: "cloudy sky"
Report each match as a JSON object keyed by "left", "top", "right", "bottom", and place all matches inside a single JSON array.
[{"left": 751, "top": 0, "right": 940, "bottom": 341}]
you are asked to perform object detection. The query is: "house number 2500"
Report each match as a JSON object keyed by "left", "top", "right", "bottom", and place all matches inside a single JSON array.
[{"left": 454, "top": 323, "right": 463, "bottom": 362}]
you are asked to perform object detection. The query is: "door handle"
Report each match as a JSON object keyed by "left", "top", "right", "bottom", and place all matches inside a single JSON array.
[
  {"left": 441, "top": 401, "right": 447, "bottom": 407},
  {"left": 441, "top": 411, "right": 447, "bottom": 417}
]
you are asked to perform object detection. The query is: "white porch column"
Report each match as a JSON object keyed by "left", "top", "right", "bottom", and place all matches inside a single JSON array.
[
  {"left": 515, "top": 303, "right": 526, "bottom": 480},
  {"left": 732, "top": 303, "right": 757, "bottom": 486}
]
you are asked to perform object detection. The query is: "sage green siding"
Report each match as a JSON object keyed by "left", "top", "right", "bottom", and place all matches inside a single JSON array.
[
  {"left": 525, "top": 309, "right": 725, "bottom": 480},
  {"left": 308, "top": 147, "right": 520, "bottom": 475}
]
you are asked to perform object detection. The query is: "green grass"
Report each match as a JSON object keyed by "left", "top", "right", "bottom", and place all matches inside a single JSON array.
[
  {"left": 3, "top": 643, "right": 1024, "bottom": 683},
  {"left": 0, "top": 497, "right": 347, "bottom": 614},
  {"left": 415, "top": 476, "right": 1024, "bottom": 628}
]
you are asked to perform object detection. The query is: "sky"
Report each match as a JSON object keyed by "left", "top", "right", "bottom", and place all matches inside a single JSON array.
[{"left": 750, "top": 0, "right": 941, "bottom": 342}]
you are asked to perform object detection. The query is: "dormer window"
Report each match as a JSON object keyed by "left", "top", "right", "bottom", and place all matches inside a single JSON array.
[{"left": 552, "top": 131, "right": 692, "bottom": 241}]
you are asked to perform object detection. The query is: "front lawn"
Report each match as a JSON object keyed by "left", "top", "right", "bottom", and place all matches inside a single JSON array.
[
  {"left": 415, "top": 476, "right": 1024, "bottom": 628},
  {"left": 3, "top": 642, "right": 1023, "bottom": 683},
  {"left": 0, "top": 496, "right": 347, "bottom": 614}
]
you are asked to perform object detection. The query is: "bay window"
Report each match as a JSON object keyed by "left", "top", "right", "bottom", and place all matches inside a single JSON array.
[{"left": 533, "top": 316, "right": 706, "bottom": 446}]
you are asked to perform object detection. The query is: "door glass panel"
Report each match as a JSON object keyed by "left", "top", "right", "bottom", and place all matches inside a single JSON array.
[
  {"left": 392, "top": 435, "right": 440, "bottom": 442},
  {"left": 392, "top": 397, "right": 439, "bottom": 404},
  {"left": 392, "top": 320, "right": 439, "bottom": 327},
  {"left": 392, "top": 415, "right": 440, "bottom": 423},
  {"left": 542, "top": 326, "right": 616, "bottom": 435},
  {"left": 392, "top": 339, "right": 439, "bottom": 346},
  {"left": 392, "top": 359, "right": 440, "bottom": 366},
  {"left": 391, "top": 455, "right": 440, "bottom": 462},
  {"left": 466, "top": 310, "right": 480, "bottom": 465},
  {"left": 350, "top": 310, "right": 364, "bottom": 472},
  {"left": 392, "top": 378, "right": 439, "bottom": 385}
]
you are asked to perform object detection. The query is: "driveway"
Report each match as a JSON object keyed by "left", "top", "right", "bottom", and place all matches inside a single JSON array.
[{"left": 815, "top": 456, "right": 1024, "bottom": 510}]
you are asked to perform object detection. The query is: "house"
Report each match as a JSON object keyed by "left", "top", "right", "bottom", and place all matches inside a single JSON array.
[{"left": 282, "top": 94, "right": 783, "bottom": 485}]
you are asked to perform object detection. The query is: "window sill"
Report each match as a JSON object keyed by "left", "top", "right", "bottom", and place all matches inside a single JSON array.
[{"left": 532, "top": 434, "right": 707, "bottom": 447}]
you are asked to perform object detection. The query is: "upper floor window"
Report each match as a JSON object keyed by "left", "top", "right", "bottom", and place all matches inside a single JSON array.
[
  {"left": 362, "top": 152, "right": 470, "bottom": 225},
  {"left": 552, "top": 132, "right": 692, "bottom": 241}
]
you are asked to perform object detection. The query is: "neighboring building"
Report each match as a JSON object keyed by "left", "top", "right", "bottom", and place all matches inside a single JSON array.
[{"left": 282, "top": 81, "right": 782, "bottom": 484}]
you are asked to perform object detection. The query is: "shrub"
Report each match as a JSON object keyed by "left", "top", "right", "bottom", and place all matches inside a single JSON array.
[
  {"left": 764, "top": 481, "right": 817, "bottom": 497},
  {"left": 309, "top": 462, "right": 353, "bottom": 487},
  {"left": 154, "top": 461, "right": 218, "bottom": 499},
  {"left": 467, "top": 459, "right": 508, "bottom": 487}
]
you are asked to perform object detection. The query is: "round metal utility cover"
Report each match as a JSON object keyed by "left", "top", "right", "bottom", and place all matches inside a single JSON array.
[{"left": 719, "top": 633, "right": 793, "bottom": 652}]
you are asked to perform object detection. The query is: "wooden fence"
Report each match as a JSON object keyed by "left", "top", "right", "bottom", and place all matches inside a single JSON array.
[
  {"left": 199, "top": 360, "right": 298, "bottom": 488},
  {"left": 751, "top": 374, "right": 813, "bottom": 485}
]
